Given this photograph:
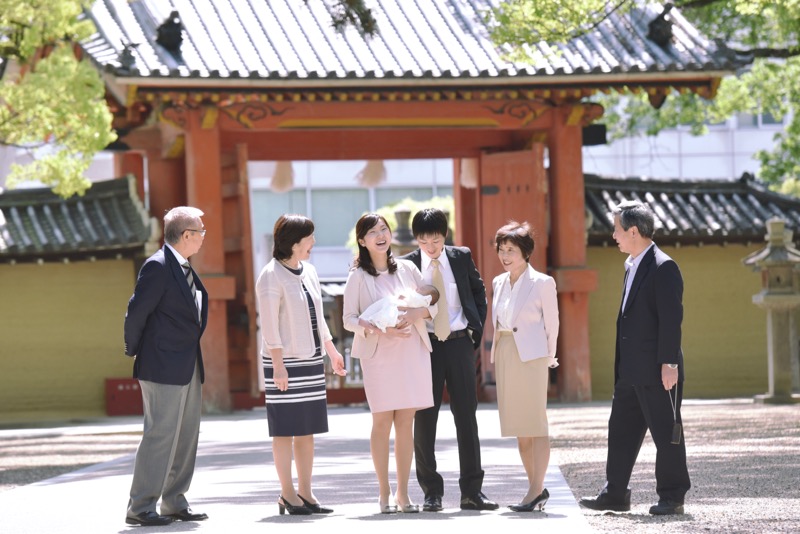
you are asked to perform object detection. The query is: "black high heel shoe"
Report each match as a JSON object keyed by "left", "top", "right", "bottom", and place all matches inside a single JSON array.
[
  {"left": 278, "top": 496, "right": 312, "bottom": 515},
  {"left": 298, "top": 494, "right": 333, "bottom": 514},
  {"left": 509, "top": 488, "right": 549, "bottom": 512}
]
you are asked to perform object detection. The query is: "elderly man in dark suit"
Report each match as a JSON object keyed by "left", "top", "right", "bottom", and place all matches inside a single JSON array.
[
  {"left": 123, "top": 206, "right": 209, "bottom": 526},
  {"left": 401, "top": 208, "right": 498, "bottom": 512},
  {"left": 580, "top": 200, "right": 691, "bottom": 516}
]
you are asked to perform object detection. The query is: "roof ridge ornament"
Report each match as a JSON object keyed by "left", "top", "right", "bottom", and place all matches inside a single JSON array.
[
  {"left": 156, "top": 10, "right": 183, "bottom": 54},
  {"left": 647, "top": 3, "right": 674, "bottom": 48}
]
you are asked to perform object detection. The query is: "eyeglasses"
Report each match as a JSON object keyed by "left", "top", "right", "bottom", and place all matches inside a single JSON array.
[{"left": 185, "top": 228, "right": 207, "bottom": 236}]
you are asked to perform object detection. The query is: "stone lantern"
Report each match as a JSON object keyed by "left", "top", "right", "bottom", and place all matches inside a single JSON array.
[
  {"left": 742, "top": 217, "right": 800, "bottom": 403},
  {"left": 391, "top": 205, "right": 417, "bottom": 257}
]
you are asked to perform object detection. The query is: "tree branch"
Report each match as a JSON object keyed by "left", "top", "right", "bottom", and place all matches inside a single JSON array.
[
  {"left": 728, "top": 45, "right": 800, "bottom": 59},
  {"left": 674, "top": 0, "right": 726, "bottom": 9}
]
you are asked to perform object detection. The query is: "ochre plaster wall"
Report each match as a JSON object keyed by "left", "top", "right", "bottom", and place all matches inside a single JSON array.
[
  {"left": 0, "top": 260, "right": 135, "bottom": 419},
  {"left": 586, "top": 244, "right": 769, "bottom": 400}
]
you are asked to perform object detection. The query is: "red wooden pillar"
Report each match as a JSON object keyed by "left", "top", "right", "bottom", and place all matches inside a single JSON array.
[
  {"left": 184, "top": 108, "right": 235, "bottom": 412},
  {"left": 146, "top": 150, "right": 187, "bottom": 223},
  {"left": 114, "top": 151, "right": 145, "bottom": 202},
  {"left": 452, "top": 158, "right": 480, "bottom": 252},
  {"left": 548, "top": 106, "right": 597, "bottom": 402}
]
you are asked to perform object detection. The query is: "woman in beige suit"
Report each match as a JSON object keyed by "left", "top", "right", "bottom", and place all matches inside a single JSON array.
[
  {"left": 491, "top": 221, "right": 559, "bottom": 512},
  {"left": 343, "top": 213, "right": 435, "bottom": 514}
]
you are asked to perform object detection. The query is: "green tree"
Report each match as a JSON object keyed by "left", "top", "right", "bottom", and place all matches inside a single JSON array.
[
  {"left": 485, "top": 0, "right": 800, "bottom": 184},
  {"left": 0, "top": 0, "right": 115, "bottom": 197}
]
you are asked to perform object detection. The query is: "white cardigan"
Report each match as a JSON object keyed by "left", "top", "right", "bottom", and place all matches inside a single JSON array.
[{"left": 256, "top": 258, "right": 332, "bottom": 359}]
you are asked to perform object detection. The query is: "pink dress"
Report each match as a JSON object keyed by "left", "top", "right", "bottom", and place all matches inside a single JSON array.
[{"left": 360, "top": 271, "right": 434, "bottom": 413}]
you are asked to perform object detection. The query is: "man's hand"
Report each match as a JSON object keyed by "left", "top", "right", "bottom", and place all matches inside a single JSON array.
[{"left": 661, "top": 364, "right": 679, "bottom": 390}]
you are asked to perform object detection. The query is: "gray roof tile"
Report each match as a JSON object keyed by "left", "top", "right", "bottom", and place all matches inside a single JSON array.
[
  {"left": 0, "top": 176, "right": 153, "bottom": 262},
  {"left": 586, "top": 174, "right": 800, "bottom": 246},
  {"left": 84, "top": 0, "right": 748, "bottom": 85}
]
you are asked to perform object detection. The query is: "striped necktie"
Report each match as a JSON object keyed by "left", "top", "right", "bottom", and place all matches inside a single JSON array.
[{"left": 182, "top": 261, "right": 199, "bottom": 318}]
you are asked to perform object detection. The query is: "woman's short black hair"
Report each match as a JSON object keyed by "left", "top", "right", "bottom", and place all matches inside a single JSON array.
[
  {"left": 494, "top": 220, "right": 534, "bottom": 262},
  {"left": 272, "top": 214, "right": 314, "bottom": 261}
]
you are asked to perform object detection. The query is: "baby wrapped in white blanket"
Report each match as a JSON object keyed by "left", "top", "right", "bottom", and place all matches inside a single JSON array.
[{"left": 359, "top": 285, "right": 439, "bottom": 332}]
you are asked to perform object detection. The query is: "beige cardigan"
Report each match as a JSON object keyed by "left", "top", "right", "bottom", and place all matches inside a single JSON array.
[
  {"left": 343, "top": 259, "right": 436, "bottom": 360},
  {"left": 490, "top": 264, "right": 559, "bottom": 364},
  {"left": 256, "top": 258, "right": 332, "bottom": 359}
]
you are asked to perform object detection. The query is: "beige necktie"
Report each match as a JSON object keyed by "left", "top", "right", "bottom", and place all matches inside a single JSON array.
[{"left": 431, "top": 258, "right": 450, "bottom": 341}]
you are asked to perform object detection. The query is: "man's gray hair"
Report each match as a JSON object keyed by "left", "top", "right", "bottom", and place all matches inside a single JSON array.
[
  {"left": 612, "top": 200, "right": 655, "bottom": 239},
  {"left": 164, "top": 206, "right": 204, "bottom": 245}
]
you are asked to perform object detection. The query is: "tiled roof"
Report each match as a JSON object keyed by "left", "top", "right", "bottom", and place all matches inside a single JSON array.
[
  {"left": 0, "top": 176, "right": 154, "bottom": 263},
  {"left": 83, "top": 0, "right": 747, "bottom": 86},
  {"left": 585, "top": 174, "right": 800, "bottom": 246}
]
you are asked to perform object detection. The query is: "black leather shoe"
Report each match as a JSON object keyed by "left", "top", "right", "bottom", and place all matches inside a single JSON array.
[
  {"left": 649, "top": 500, "right": 684, "bottom": 515},
  {"left": 423, "top": 495, "right": 443, "bottom": 512},
  {"left": 278, "top": 495, "right": 312, "bottom": 515},
  {"left": 509, "top": 488, "right": 549, "bottom": 512},
  {"left": 579, "top": 488, "right": 631, "bottom": 512},
  {"left": 167, "top": 508, "right": 208, "bottom": 521},
  {"left": 125, "top": 511, "right": 174, "bottom": 526},
  {"left": 460, "top": 492, "right": 499, "bottom": 511},
  {"left": 298, "top": 494, "right": 333, "bottom": 514}
]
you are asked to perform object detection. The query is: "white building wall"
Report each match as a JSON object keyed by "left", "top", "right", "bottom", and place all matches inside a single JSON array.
[{"left": 583, "top": 114, "right": 785, "bottom": 180}]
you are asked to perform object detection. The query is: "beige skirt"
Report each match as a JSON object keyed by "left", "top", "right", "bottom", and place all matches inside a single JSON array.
[{"left": 495, "top": 332, "right": 549, "bottom": 438}]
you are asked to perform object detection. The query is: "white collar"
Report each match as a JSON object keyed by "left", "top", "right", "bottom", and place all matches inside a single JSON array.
[
  {"left": 421, "top": 248, "right": 450, "bottom": 271},
  {"left": 166, "top": 243, "right": 188, "bottom": 266}
]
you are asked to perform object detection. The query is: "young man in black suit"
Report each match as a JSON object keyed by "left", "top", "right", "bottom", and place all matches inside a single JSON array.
[
  {"left": 401, "top": 208, "right": 498, "bottom": 512},
  {"left": 123, "top": 206, "right": 210, "bottom": 526},
  {"left": 580, "top": 200, "right": 691, "bottom": 515}
]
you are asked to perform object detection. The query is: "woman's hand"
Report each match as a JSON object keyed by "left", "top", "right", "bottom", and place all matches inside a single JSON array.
[
  {"left": 396, "top": 307, "right": 428, "bottom": 329},
  {"left": 329, "top": 350, "right": 347, "bottom": 376},
  {"left": 359, "top": 318, "right": 379, "bottom": 336},
  {"left": 383, "top": 325, "right": 412, "bottom": 338},
  {"left": 273, "top": 364, "right": 289, "bottom": 391}
]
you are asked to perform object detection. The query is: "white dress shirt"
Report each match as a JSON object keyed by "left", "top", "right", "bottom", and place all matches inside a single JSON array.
[
  {"left": 622, "top": 242, "right": 654, "bottom": 311},
  {"left": 420, "top": 251, "right": 468, "bottom": 333}
]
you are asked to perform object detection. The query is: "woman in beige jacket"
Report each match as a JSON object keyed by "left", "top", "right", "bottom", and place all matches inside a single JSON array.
[
  {"left": 491, "top": 221, "right": 559, "bottom": 512},
  {"left": 343, "top": 213, "right": 436, "bottom": 514}
]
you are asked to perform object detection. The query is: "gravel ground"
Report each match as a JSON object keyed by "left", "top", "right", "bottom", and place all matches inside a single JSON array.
[{"left": 1, "top": 399, "right": 798, "bottom": 533}]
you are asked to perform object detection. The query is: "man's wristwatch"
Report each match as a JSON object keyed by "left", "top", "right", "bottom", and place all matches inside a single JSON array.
[{"left": 666, "top": 363, "right": 678, "bottom": 369}]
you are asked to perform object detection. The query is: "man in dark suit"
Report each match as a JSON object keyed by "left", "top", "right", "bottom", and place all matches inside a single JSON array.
[
  {"left": 580, "top": 200, "right": 691, "bottom": 515},
  {"left": 401, "top": 208, "right": 498, "bottom": 512},
  {"left": 123, "top": 206, "right": 210, "bottom": 526}
]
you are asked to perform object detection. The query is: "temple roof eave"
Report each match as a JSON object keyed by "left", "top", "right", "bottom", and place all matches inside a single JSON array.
[{"left": 106, "top": 70, "right": 731, "bottom": 91}]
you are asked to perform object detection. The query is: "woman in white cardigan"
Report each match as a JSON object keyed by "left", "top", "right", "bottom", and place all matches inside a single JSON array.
[
  {"left": 491, "top": 221, "right": 559, "bottom": 512},
  {"left": 256, "top": 214, "right": 346, "bottom": 516}
]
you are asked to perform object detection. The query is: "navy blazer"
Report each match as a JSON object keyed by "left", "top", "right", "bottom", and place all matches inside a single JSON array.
[
  {"left": 615, "top": 244, "right": 684, "bottom": 386},
  {"left": 124, "top": 245, "right": 207, "bottom": 385},
  {"left": 402, "top": 246, "right": 487, "bottom": 349}
]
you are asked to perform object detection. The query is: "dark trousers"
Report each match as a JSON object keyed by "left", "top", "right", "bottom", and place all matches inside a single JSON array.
[
  {"left": 414, "top": 335, "right": 484, "bottom": 498},
  {"left": 606, "top": 381, "right": 691, "bottom": 503}
]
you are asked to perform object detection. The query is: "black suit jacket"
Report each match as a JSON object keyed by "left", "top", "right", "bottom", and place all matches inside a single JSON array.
[
  {"left": 402, "top": 246, "right": 487, "bottom": 348},
  {"left": 615, "top": 244, "right": 684, "bottom": 386},
  {"left": 124, "top": 245, "right": 207, "bottom": 385}
]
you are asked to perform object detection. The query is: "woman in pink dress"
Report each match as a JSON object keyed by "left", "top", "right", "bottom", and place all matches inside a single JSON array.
[{"left": 343, "top": 213, "right": 435, "bottom": 514}]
